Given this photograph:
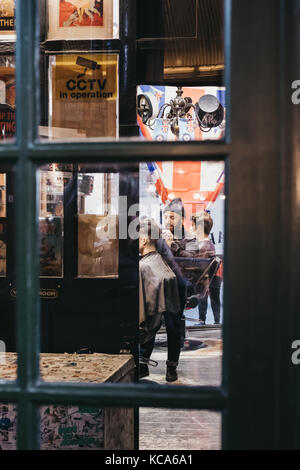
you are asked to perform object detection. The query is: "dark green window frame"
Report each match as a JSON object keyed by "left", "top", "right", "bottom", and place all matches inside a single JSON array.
[
  {"left": 1, "top": 0, "right": 230, "bottom": 450},
  {"left": 0, "top": 0, "right": 293, "bottom": 451}
]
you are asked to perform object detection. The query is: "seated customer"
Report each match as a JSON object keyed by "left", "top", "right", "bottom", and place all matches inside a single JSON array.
[{"left": 139, "top": 218, "right": 181, "bottom": 382}]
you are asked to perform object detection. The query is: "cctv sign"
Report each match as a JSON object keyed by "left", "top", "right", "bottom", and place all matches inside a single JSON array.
[{"left": 53, "top": 54, "right": 118, "bottom": 103}]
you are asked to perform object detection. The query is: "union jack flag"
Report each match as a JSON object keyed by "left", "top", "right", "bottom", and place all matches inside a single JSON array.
[{"left": 147, "top": 161, "right": 225, "bottom": 209}]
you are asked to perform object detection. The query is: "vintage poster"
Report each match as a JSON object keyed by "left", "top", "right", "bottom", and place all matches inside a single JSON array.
[
  {"left": 40, "top": 405, "right": 104, "bottom": 450},
  {"left": 39, "top": 217, "right": 63, "bottom": 277},
  {"left": 59, "top": 0, "right": 103, "bottom": 27},
  {"left": 47, "top": 0, "right": 119, "bottom": 40},
  {"left": 0, "top": 0, "right": 15, "bottom": 33},
  {"left": 49, "top": 53, "right": 118, "bottom": 139},
  {"left": 0, "top": 103, "right": 15, "bottom": 140}
]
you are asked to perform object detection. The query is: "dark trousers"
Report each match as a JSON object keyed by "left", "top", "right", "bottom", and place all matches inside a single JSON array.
[
  {"left": 140, "top": 311, "right": 181, "bottom": 364},
  {"left": 198, "top": 276, "right": 222, "bottom": 323}
]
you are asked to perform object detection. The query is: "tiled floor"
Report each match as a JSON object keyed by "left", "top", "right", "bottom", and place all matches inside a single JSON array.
[{"left": 139, "top": 328, "right": 222, "bottom": 450}]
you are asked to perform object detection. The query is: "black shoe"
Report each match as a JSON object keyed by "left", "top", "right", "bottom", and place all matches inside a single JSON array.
[
  {"left": 139, "top": 363, "right": 150, "bottom": 379},
  {"left": 166, "top": 365, "right": 178, "bottom": 382}
]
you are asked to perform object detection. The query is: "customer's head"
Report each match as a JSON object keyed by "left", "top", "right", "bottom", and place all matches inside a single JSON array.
[
  {"left": 139, "top": 218, "right": 161, "bottom": 255},
  {"left": 191, "top": 211, "right": 213, "bottom": 238},
  {"left": 163, "top": 198, "right": 185, "bottom": 235}
]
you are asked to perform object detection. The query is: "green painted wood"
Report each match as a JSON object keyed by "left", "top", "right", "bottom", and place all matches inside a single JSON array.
[
  {"left": 14, "top": 0, "right": 40, "bottom": 451},
  {"left": 0, "top": 0, "right": 295, "bottom": 452},
  {"left": 0, "top": 384, "right": 227, "bottom": 410},
  {"left": 222, "top": 0, "right": 285, "bottom": 450},
  {"left": 27, "top": 142, "right": 230, "bottom": 161},
  {"left": 0, "top": 0, "right": 230, "bottom": 451}
]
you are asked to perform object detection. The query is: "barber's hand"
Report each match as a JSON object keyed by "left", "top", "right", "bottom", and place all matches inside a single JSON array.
[{"left": 162, "top": 229, "right": 173, "bottom": 246}]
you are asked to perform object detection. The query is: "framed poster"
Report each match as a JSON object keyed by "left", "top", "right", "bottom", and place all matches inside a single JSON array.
[
  {"left": 48, "top": 53, "right": 119, "bottom": 139},
  {"left": 47, "top": 0, "right": 119, "bottom": 40},
  {"left": 0, "top": 0, "right": 16, "bottom": 41}
]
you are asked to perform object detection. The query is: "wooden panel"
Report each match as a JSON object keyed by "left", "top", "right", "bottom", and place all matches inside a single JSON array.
[
  {"left": 224, "top": 0, "right": 282, "bottom": 450},
  {"left": 0, "top": 352, "right": 135, "bottom": 383},
  {"left": 0, "top": 353, "right": 135, "bottom": 450}
]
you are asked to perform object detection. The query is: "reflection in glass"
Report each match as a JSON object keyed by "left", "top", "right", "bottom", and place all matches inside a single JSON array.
[
  {"left": 30, "top": 162, "right": 224, "bottom": 390},
  {"left": 39, "top": 164, "right": 72, "bottom": 277},
  {"left": 139, "top": 161, "right": 224, "bottom": 386},
  {"left": 78, "top": 172, "right": 119, "bottom": 278},
  {"left": 39, "top": 0, "right": 225, "bottom": 142},
  {"left": 137, "top": 0, "right": 224, "bottom": 83},
  {"left": 37, "top": 163, "right": 138, "bottom": 366}
]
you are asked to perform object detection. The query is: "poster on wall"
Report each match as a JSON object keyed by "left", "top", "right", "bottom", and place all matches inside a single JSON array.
[
  {"left": 0, "top": 103, "right": 15, "bottom": 140},
  {"left": 47, "top": 0, "right": 119, "bottom": 40},
  {"left": 0, "top": 0, "right": 16, "bottom": 39},
  {"left": 48, "top": 53, "right": 118, "bottom": 139}
]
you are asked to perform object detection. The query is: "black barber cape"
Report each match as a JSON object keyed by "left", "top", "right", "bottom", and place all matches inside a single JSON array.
[{"left": 139, "top": 251, "right": 181, "bottom": 344}]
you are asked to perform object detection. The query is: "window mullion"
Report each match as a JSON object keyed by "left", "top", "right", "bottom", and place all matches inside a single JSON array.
[{"left": 15, "top": 0, "right": 40, "bottom": 451}]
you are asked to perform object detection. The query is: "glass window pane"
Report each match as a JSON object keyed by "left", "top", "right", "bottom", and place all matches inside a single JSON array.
[
  {"left": 35, "top": 161, "right": 224, "bottom": 389},
  {"left": 140, "top": 409, "right": 221, "bottom": 450},
  {"left": 38, "top": 0, "right": 225, "bottom": 142},
  {"left": 37, "top": 163, "right": 139, "bottom": 373},
  {"left": 39, "top": 1, "right": 120, "bottom": 141},
  {"left": 139, "top": 161, "right": 224, "bottom": 386},
  {"left": 137, "top": 86, "right": 225, "bottom": 141},
  {"left": 78, "top": 171, "right": 119, "bottom": 278},
  {"left": 137, "top": 0, "right": 224, "bottom": 82}
]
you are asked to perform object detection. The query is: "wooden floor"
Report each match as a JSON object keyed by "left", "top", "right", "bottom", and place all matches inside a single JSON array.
[{"left": 139, "top": 328, "right": 222, "bottom": 450}]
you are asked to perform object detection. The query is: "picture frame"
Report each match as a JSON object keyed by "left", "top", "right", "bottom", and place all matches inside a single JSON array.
[
  {"left": 0, "top": 0, "right": 16, "bottom": 41},
  {"left": 47, "top": 0, "right": 119, "bottom": 41}
]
